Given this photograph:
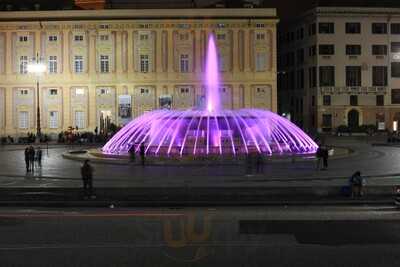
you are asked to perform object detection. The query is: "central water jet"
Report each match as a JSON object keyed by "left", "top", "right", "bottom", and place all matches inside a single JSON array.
[{"left": 205, "top": 34, "right": 220, "bottom": 113}]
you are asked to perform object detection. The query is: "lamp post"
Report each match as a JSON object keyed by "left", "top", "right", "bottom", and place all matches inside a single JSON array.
[{"left": 27, "top": 52, "right": 46, "bottom": 142}]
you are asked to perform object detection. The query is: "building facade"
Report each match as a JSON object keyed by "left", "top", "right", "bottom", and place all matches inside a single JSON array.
[
  {"left": 0, "top": 8, "right": 278, "bottom": 137},
  {"left": 279, "top": 7, "right": 400, "bottom": 133}
]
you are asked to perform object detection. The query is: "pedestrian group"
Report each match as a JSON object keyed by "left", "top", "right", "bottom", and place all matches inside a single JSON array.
[{"left": 24, "top": 146, "right": 42, "bottom": 172}]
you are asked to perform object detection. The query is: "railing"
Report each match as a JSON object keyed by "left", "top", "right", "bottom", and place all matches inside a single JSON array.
[{"left": 319, "top": 86, "right": 388, "bottom": 95}]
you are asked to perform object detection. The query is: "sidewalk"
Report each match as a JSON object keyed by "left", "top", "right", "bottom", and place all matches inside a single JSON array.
[{"left": 0, "top": 185, "right": 395, "bottom": 207}]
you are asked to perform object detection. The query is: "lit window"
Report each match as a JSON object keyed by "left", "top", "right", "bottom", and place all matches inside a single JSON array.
[
  {"left": 75, "top": 88, "right": 85, "bottom": 95},
  {"left": 49, "top": 111, "right": 58, "bottom": 129},
  {"left": 19, "top": 56, "right": 28, "bottom": 74},
  {"left": 19, "top": 36, "right": 28, "bottom": 42},
  {"left": 180, "top": 54, "right": 189, "bottom": 73},
  {"left": 100, "top": 55, "right": 109, "bottom": 73},
  {"left": 18, "top": 111, "right": 29, "bottom": 129},
  {"left": 48, "top": 35, "right": 58, "bottom": 42},
  {"left": 75, "top": 111, "right": 85, "bottom": 129},
  {"left": 140, "top": 55, "right": 149, "bottom": 73},
  {"left": 74, "top": 55, "right": 83, "bottom": 73},
  {"left": 48, "top": 56, "right": 57, "bottom": 73},
  {"left": 74, "top": 35, "right": 84, "bottom": 42}
]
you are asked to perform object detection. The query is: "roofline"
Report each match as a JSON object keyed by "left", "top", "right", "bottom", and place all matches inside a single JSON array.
[{"left": 0, "top": 8, "right": 278, "bottom": 22}]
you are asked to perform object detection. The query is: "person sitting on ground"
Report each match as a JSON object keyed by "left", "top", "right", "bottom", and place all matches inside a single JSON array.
[{"left": 350, "top": 171, "right": 364, "bottom": 198}]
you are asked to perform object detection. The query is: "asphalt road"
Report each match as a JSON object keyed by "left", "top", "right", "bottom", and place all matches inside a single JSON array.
[{"left": 0, "top": 206, "right": 400, "bottom": 266}]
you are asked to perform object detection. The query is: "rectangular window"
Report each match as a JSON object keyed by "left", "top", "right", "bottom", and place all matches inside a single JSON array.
[
  {"left": 372, "top": 23, "right": 387, "bottom": 34},
  {"left": 296, "top": 49, "right": 304, "bottom": 64},
  {"left": 319, "top": 66, "right": 335, "bottom": 87},
  {"left": 140, "top": 34, "right": 149, "bottom": 40},
  {"left": 391, "top": 42, "right": 400, "bottom": 53},
  {"left": 180, "top": 54, "right": 189, "bottom": 73},
  {"left": 309, "top": 23, "right": 316, "bottom": 36},
  {"left": 346, "top": 45, "right": 362, "bottom": 55},
  {"left": 140, "top": 88, "right": 149, "bottom": 94},
  {"left": 372, "top": 45, "right": 388, "bottom": 55},
  {"left": 392, "top": 62, "right": 400, "bottom": 78},
  {"left": 180, "top": 88, "right": 190, "bottom": 94},
  {"left": 49, "top": 89, "right": 58, "bottom": 96},
  {"left": 392, "top": 89, "right": 400, "bottom": 104},
  {"left": 346, "top": 23, "right": 361, "bottom": 34},
  {"left": 19, "top": 36, "right": 28, "bottom": 42},
  {"left": 391, "top": 23, "right": 400, "bottom": 34},
  {"left": 346, "top": 66, "right": 362, "bottom": 86},
  {"left": 217, "top": 34, "right": 226, "bottom": 40},
  {"left": 48, "top": 35, "right": 58, "bottom": 42},
  {"left": 75, "top": 111, "right": 85, "bottom": 129},
  {"left": 319, "top": 45, "right": 334, "bottom": 55},
  {"left": 256, "top": 33, "right": 265, "bottom": 40},
  {"left": 309, "top": 45, "right": 316, "bottom": 56},
  {"left": 75, "top": 88, "right": 85, "bottom": 95},
  {"left": 350, "top": 95, "right": 358, "bottom": 106},
  {"left": 18, "top": 111, "right": 29, "bottom": 129},
  {"left": 20, "top": 89, "right": 28, "bottom": 95},
  {"left": 19, "top": 56, "right": 28, "bottom": 74},
  {"left": 100, "top": 35, "right": 109, "bottom": 41},
  {"left": 323, "top": 95, "right": 331, "bottom": 106},
  {"left": 376, "top": 95, "right": 384, "bottom": 106},
  {"left": 74, "top": 35, "right": 84, "bottom": 42},
  {"left": 297, "top": 69, "right": 304, "bottom": 89},
  {"left": 100, "top": 55, "right": 109, "bottom": 73},
  {"left": 255, "top": 52, "right": 266, "bottom": 71},
  {"left": 74, "top": 55, "right": 83, "bottom": 73},
  {"left": 48, "top": 56, "right": 57, "bottom": 74},
  {"left": 309, "top": 67, "right": 317, "bottom": 88},
  {"left": 319, "top": 22, "right": 334, "bottom": 34},
  {"left": 49, "top": 111, "right": 58, "bottom": 129},
  {"left": 372, "top": 66, "right": 388, "bottom": 86},
  {"left": 100, "top": 88, "right": 110, "bottom": 95},
  {"left": 140, "top": 55, "right": 149, "bottom": 73}
]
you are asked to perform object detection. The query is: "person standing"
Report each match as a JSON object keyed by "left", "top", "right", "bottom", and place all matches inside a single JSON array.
[
  {"left": 28, "top": 146, "right": 35, "bottom": 172},
  {"left": 256, "top": 153, "right": 264, "bottom": 174},
  {"left": 322, "top": 146, "right": 329, "bottom": 170},
  {"left": 129, "top": 145, "right": 136, "bottom": 163},
  {"left": 140, "top": 143, "right": 146, "bottom": 166},
  {"left": 315, "top": 146, "right": 323, "bottom": 170},
  {"left": 24, "top": 147, "right": 30, "bottom": 172},
  {"left": 36, "top": 147, "right": 42, "bottom": 168},
  {"left": 350, "top": 171, "right": 364, "bottom": 198},
  {"left": 81, "top": 160, "right": 94, "bottom": 198}
]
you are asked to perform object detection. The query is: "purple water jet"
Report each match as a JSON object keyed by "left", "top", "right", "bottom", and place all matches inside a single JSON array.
[{"left": 102, "top": 34, "right": 318, "bottom": 157}]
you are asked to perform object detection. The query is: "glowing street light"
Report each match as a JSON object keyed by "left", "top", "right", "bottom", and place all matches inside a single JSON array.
[{"left": 28, "top": 52, "right": 46, "bottom": 142}]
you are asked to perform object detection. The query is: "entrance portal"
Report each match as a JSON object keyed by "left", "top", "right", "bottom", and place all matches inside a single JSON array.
[{"left": 348, "top": 109, "right": 359, "bottom": 129}]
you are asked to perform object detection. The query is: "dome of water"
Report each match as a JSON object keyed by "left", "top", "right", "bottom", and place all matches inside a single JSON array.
[
  {"left": 102, "top": 35, "right": 318, "bottom": 157},
  {"left": 102, "top": 109, "right": 318, "bottom": 156}
]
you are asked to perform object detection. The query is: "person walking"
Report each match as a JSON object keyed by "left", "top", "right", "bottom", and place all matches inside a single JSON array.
[
  {"left": 350, "top": 171, "right": 363, "bottom": 198},
  {"left": 140, "top": 143, "right": 146, "bottom": 166},
  {"left": 316, "top": 146, "right": 323, "bottom": 170},
  {"left": 256, "top": 153, "right": 264, "bottom": 174},
  {"left": 24, "top": 147, "right": 30, "bottom": 172},
  {"left": 28, "top": 146, "right": 35, "bottom": 172},
  {"left": 81, "top": 160, "right": 94, "bottom": 198},
  {"left": 36, "top": 147, "right": 42, "bottom": 168},
  {"left": 322, "top": 146, "right": 329, "bottom": 170}
]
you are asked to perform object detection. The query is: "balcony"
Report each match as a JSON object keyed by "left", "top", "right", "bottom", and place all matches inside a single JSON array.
[{"left": 320, "top": 86, "right": 388, "bottom": 95}]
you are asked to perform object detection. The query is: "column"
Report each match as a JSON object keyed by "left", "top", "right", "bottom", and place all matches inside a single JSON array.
[
  {"left": 127, "top": 30, "right": 134, "bottom": 73},
  {"left": 5, "top": 31, "right": 12, "bottom": 75},
  {"left": 88, "top": 84, "right": 96, "bottom": 130},
  {"left": 115, "top": 31, "right": 123, "bottom": 73},
  {"left": 194, "top": 30, "right": 202, "bottom": 74},
  {"left": 88, "top": 30, "right": 96, "bottom": 75},
  {"left": 232, "top": 29, "right": 239, "bottom": 73},
  {"left": 5, "top": 87, "right": 14, "bottom": 133},
  {"left": 62, "top": 86, "right": 70, "bottom": 129},
  {"left": 244, "top": 30, "right": 251, "bottom": 72},
  {"left": 167, "top": 30, "right": 174, "bottom": 73},
  {"left": 155, "top": 30, "right": 163, "bottom": 73},
  {"left": 62, "top": 30, "right": 70, "bottom": 76}
]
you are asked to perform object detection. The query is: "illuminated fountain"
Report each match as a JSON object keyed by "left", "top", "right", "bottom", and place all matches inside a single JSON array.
[{"left": 102, "top": 35, "right": 318, "bottom": 157}]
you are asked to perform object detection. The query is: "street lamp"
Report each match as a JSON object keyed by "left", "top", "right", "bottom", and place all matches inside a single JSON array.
[{"left": 27, "top": 52, "right": 46, "bottom": 142}]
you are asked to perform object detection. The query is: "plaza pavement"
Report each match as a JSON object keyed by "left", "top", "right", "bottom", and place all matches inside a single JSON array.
[{"left": 0, "top": 136, "right": 399, "bottom": 205}]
